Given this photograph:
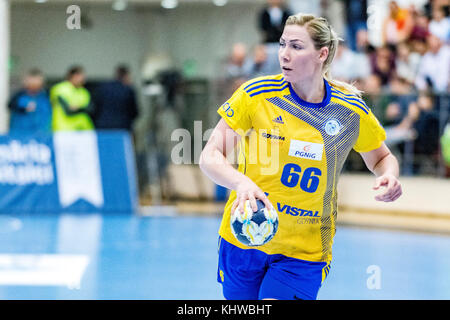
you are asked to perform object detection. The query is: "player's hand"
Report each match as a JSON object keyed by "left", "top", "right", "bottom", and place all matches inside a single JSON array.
[
  {"left": 231, "top": 177, "right": 273, "bottom": 214},
  {"left": 373, "top": 174, "right": 402, "bottom": 202}
]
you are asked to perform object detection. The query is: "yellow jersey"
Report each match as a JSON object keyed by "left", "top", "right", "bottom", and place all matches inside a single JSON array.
[{"left": 216, "top": 74, "right": 386, "bottom": 263}]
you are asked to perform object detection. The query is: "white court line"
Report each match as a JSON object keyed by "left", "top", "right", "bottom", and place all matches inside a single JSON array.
[{"left": 0, "top": 254, "right": 89, "bottom": 289}]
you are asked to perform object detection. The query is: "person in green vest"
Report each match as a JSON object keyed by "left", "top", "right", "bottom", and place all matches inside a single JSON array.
[
  {"left": 441, "top": 122, "right": 450, "bottom": 177},
  {"left": 50, "top": 66, "right": 95, "bottom": 131}
]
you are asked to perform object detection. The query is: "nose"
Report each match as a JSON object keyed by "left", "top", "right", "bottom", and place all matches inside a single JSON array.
[{"left": 279, "top": 46, "right": 290, "bottom": 63}]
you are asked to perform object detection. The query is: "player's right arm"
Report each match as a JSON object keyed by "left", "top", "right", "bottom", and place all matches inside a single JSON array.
[{"left": 199, "top": 118, "right": 272, "bottom": 213}]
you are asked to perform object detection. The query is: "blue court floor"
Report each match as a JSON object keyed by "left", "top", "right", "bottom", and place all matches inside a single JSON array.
[{"left": 0, "top": 213, "right": 449, "bottom": 300}]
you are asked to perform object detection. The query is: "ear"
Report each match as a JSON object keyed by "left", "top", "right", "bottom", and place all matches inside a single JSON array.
[{"left": 318, "top": 47, "right": 329, "bottom": 63}]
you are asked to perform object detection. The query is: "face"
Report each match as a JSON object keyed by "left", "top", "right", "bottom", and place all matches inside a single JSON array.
[
  {"left": 268, "top": 0, "right": 283, "bottom": 7},
  {"left": 24, "top": 75, "right": 44, "bottom": 93},
  {"left": 278, "top": 24, "right": 327, "bottom": 83},
  {"left": 71, "top": 72, "right": 86, "bottom": 87},
  {"left": 432, "top": 7, "right": 444, "bottom": 21},
  {"left": 397, "top": 42, "right": 410, "bottom": 58},
  {"left": 427, "top": 34, "right": 442, "bottom": 53}
]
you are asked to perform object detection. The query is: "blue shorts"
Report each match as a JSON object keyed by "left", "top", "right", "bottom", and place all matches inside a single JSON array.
[{"left": 217, "top": 237, "right": 330, "bottom": 300}]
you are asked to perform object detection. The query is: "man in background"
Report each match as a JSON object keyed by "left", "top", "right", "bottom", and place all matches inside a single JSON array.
[
  {"left": 93, "top": 65, "right": 139, "bottom": 132},
  {"left": 50, "top": 66, "right": 95, "bottom": 131},
  {"left": 258, "top": 0, "right": 291, "bottom": 44},
  {"left": 8, "top": 68, "right": 51, "bottom": 135}
]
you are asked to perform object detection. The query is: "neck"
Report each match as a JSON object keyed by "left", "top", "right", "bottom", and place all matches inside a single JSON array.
[{"left": 290, "top": 74, "right": 325, "bottom": 103}]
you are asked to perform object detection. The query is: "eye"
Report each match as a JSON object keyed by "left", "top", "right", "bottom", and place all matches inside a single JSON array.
[
  {"left": 279, "top": 41, "right": 286, "bottom": 47},
  {"left": 292, "top": 44, "right": 303, "bottom": 50}
]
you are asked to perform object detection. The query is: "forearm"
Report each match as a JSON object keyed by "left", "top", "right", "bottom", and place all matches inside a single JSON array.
[
  {"left": 199, "top": 146, "right": 247, "bottom": 191},
  {"left": 371, "top": 153, "right": 399, "bottom": 178}
]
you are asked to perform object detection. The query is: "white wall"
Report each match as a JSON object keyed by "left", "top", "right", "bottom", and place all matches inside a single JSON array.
[
  {"left": 142, "top": 4, "right": 262, "bottom": 78},
  {"left": 0, "top": 0, "right": 9, "bottom": 133},
  {"left": 10, "top": 4, "right": 146, "bottom": 82},
  {"left": 10, "top": 3, "right": 264, "bottom": 83}
]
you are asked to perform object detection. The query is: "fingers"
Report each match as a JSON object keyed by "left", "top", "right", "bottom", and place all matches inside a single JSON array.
[
  {"left": 248, "top": 192, "right": 257, "bottom": 212},
  {"left": 232, "top": 190, "right": 273, "bottom": 214},
  {"left": 256, "top": 190, "right": 273, "bottom": 211},
  {"left": 373, "top": 176, "right": 388, "bottom": 190},
  {"left": 238, "top": 193, "right": 246, "bottom": 214},
  {"left": 374, "top": 176, "right": 402, "bottom": 202},
  {"left": 375, "top": 187, "right": 401, "bottom": 202}
]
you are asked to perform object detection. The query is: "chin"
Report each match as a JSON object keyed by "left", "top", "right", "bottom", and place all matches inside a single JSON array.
[{"left": 281, "top": 73, "right": 294, "bottom": 83}]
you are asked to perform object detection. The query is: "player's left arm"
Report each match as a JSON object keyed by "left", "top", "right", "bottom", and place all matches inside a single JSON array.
[{"left": 359, "top": 142, "right": 402, "bottom": 202}]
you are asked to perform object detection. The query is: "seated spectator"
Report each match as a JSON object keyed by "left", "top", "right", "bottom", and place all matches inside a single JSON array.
[
  {"left": 394, "top": 41, "right": 421, "bottom": 85},
  {"left": 50, "top": 66, "right": 95, "bottom": 131},
  {"left": 243, "top": 44, "right": 280, "bottom": 78},
  {"left": 93, "top": 65, "right": 139, "bottom": 131},
  {"left": 388, "top": 91, "right": 440, "bottom": 171},
  {"left": 389, "top": 76, "right": 415, "bottom": 96},
  {"left": 410, "top": 37, "right": 429, "bottom": 55},
  {"left": 355, "top": 29, "right": 376, "bottom": 55},
  {"left": 409, "top": 92, "right": 440, "bottom": 166},
  {"left": 428, "top": 4, "right": 450, "bottom": 44},
  {"left": 414, "top": 33, "right": 450, "bottom": 92},
  {"left": 385, "top": 76, "right": 416, "bottom": 125},
  {"left": 224, "top": 42, "right": 248, "bottom": 80},
  {"left": 395, "top": 42, "right": 421, "bottom": 84},
  {"left": 408, "top": 8, "right": 430, "bottom": 44},
  {"left": 382, "top": 1, "right": 414, "bottom": 46},
  {"left": 362, "top": 74, "right": 396, "bottom": 122},
  {"left": 370, "top": 45, "right": 396, "bottom": 86},
  {"left": 331, "top": 42, "right": 371, "bottom": 83},
  {"left": 8, "top": 68, "right": 51, "bottom": 135}
]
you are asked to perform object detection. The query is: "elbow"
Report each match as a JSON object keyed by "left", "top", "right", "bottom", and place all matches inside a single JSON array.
[{"left": 198, "top": 148, "right": 208, "bottom": 173}]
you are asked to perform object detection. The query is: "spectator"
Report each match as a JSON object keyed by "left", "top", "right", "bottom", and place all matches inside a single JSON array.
[
  {"left": 50, "top": 66, "right": 95, "bottom": 131},
  {"left": 410, "top": 37, "right": 429, "bottom": 56},
  {"left": 428, "top": 4, "right": 450, "bottom": 43},
  {"left": 382, "top": 1, "right": 414, "bottom": 46},
  {"left": 258, "top": 0, "right": 291, "bottom": 44},
  {"left": 340, "top": 0, "right": 368, "bottom": 51},
  {"left": 8, "top": 68, "right": 51, "bottom": 135},
  {"left": 370, "top": 45, "right": 396, "bottom": 86},
  {"left": 408, "top": 91, "right": 440, "bottom": 172},
  {"left": 93, "top": 65, "right": 139, "bottom": 131},
  {"left": 408, "top": 7, "right": 430, "bottom": 44},
  {"left": 414, "top": 33, "right": 450, "bottom": 92},
  {"left": 243, "top": 44, "right": 280, "bottom": 78},
  {"left": 331, "top": 42, "right": 371, "bottom": 82},
  {"left": 385, "top": 76, "right": 416, "bottom": 126},
  {"left": 362, "top": 74, "right": 392, "bottom": 122},
  {"left": 224, "top": 42, "right": 248, "bottom": 80},
  {"left": 395, "top": 41, "right": 421, "bottom": 85},
  {"left": 441, "top": 121, "right": 450, "bottom": 177},
  {"left": 355, "top": 29, "right": 375, "bottom": 54}
]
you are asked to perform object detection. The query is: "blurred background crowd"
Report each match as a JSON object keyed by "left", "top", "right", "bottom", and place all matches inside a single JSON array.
[{"left": 4, "top": 0, "right": 450, "bottom": 203}]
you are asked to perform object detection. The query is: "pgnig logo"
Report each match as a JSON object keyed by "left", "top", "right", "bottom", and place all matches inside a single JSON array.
[{"left": 221, "top": 102, "right": 234, "bottom": 117}]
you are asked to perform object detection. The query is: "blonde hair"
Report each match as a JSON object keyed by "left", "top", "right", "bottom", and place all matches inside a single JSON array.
[{"left": 285, "top": 13, "right": 363, "bottom": 97}]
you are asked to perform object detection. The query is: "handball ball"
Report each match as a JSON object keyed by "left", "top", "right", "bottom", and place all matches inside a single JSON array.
[{"left": 230, "top": 199, "right": 279, "bottom": 247}]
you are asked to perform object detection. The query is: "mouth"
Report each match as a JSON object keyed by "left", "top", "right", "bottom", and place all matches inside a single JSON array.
[{"left": 282, "top": 66, "right": 292, "bottom": 72}]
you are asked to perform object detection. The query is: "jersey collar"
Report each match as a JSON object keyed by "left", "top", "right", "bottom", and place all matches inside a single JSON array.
[{"left": 287, "top": 78, "right": 331, "bottom": 108}]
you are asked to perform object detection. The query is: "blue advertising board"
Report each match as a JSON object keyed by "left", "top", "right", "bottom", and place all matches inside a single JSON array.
[{"left": 0, "top": 130, "right": 138, "bottom": 213}]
